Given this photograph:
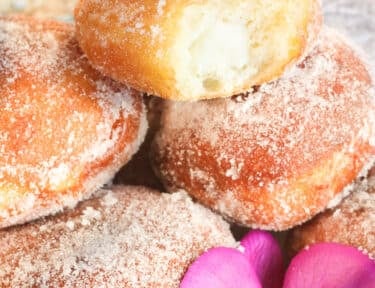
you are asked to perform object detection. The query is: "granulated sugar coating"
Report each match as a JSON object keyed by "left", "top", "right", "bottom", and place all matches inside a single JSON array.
[
  {"left": 0, "top": 17, "right": 147, "bottom": 228},
  {"left": 0, "top": 186, "right": 235, "bottom": 287},
  {"left": 288, "top": 165, "right": 375, "bottom": 259},
  {"left": 151, "top": 27, "right": 375, "bottom": 231}
]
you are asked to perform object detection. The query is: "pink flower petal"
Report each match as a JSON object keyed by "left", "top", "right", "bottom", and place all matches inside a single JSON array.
[
  {"left": 180, "top": 247, "right": 261, "bottom": 288},
  {"left": 240, "top": 230, "right": 284, "bottom": 288},
  {"left": 283, "top": 243, "right": 375, "bottom": 288}
]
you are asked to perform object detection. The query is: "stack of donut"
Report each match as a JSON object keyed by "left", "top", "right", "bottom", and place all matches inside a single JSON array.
[
  {"left": 0, "top": 0, "right": 374, "bottom": 286},
  {"left": 0, "top": 14, "right": 234, "bottom": 287}
]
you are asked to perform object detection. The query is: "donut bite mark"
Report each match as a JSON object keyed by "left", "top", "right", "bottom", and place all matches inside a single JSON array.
[
  {"left": 151, "top": 28, "right": 375, "bottom": 230},
  {"left": 287, "top": 165, "right": 375, "bottom": 259},
  {"left": 75, "top": 0, "right": 321, "bottom": 101},
  {"left": 0, "top": 186, "right": 235, "bottom": 287},
  {"left": 0, "top": 17, "right": 147, "bottom": 228}
]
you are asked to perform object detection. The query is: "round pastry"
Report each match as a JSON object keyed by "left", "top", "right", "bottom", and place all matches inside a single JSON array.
[
  {"left": 287, "top": 165, "right": 375, "bottom": 259},
  {"left": 0, "top": 16, "right": 147, "bottom": 229},
  {"left": 0, "top": 185, "right": 235, "bottom": 287},
  {"left": 151, "top": 28, "right": 375, "bottom": 230},
  {"left": 114, "top": 96, "right": 164, "bottom": 190},
  {"left": 324, "top": 0, "right": 375, "bottom": 73},
  {"left": 75, "top": 0, "right": 322, "bottom": 101}
]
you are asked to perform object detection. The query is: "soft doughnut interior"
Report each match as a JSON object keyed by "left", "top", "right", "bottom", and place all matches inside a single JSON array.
[{"left": 172, "top": 0, "right": 312, "bottom": 99}]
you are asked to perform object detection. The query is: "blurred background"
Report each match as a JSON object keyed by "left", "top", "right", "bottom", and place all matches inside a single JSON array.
[{"left": 0, "top": 0, "right": 76, "bottom": 21}]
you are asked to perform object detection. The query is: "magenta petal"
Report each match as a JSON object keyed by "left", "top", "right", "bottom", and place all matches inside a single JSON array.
[
  {"left": 240, "top": 230, "right": 284, "bottom": 288},
  {"left": 283, "top": 243, "right": 375, "bottom": 288},
  {"left": 180, "top": 247, "right": 261, "bottom": 288}
]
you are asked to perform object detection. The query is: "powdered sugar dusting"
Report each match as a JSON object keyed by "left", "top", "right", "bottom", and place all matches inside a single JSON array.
[
  {"left": 153, "top": 28, "right": 375, "bottom": 230},
  {"left": 0, "top": 186, "right": 234, "bottom": 287},
  {"left": 0, "top": 18, "right": 147, "bottom": 228}
]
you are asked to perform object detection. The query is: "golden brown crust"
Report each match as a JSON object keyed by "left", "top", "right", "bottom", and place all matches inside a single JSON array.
[
  {"left": 151, "top": 28, "right": 375, "bottom": 230},
  {"left": 0, "top": 16, "right": 147, "bottom": 228},
  {"left": 75, "top": 0, "right": 175, "bottom": 98},
  {"left": 0, "top": 186, "right": 235, "bottom": 287},
  {"left": 74, "top": 0, "right": 322, "bottom": 101},
  {"left": 286, "top": 165, "right": 375, "bottom": 259}
]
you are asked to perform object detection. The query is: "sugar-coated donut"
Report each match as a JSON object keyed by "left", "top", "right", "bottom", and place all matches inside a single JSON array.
[
  {"left": 151, "top": 28, "right": 375, "bottom": 231},
  {"left": 287, "top": 165, "right": 375, "bottom": 259},
  {"left": 0, "top": 186, "right": 235, "bottom": 287},
  {"left": 75, "top": 0, "right": 322, "bottom": 101},
  {"left": 0, "top": 17, "right": 147, "bottom": 229}
]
